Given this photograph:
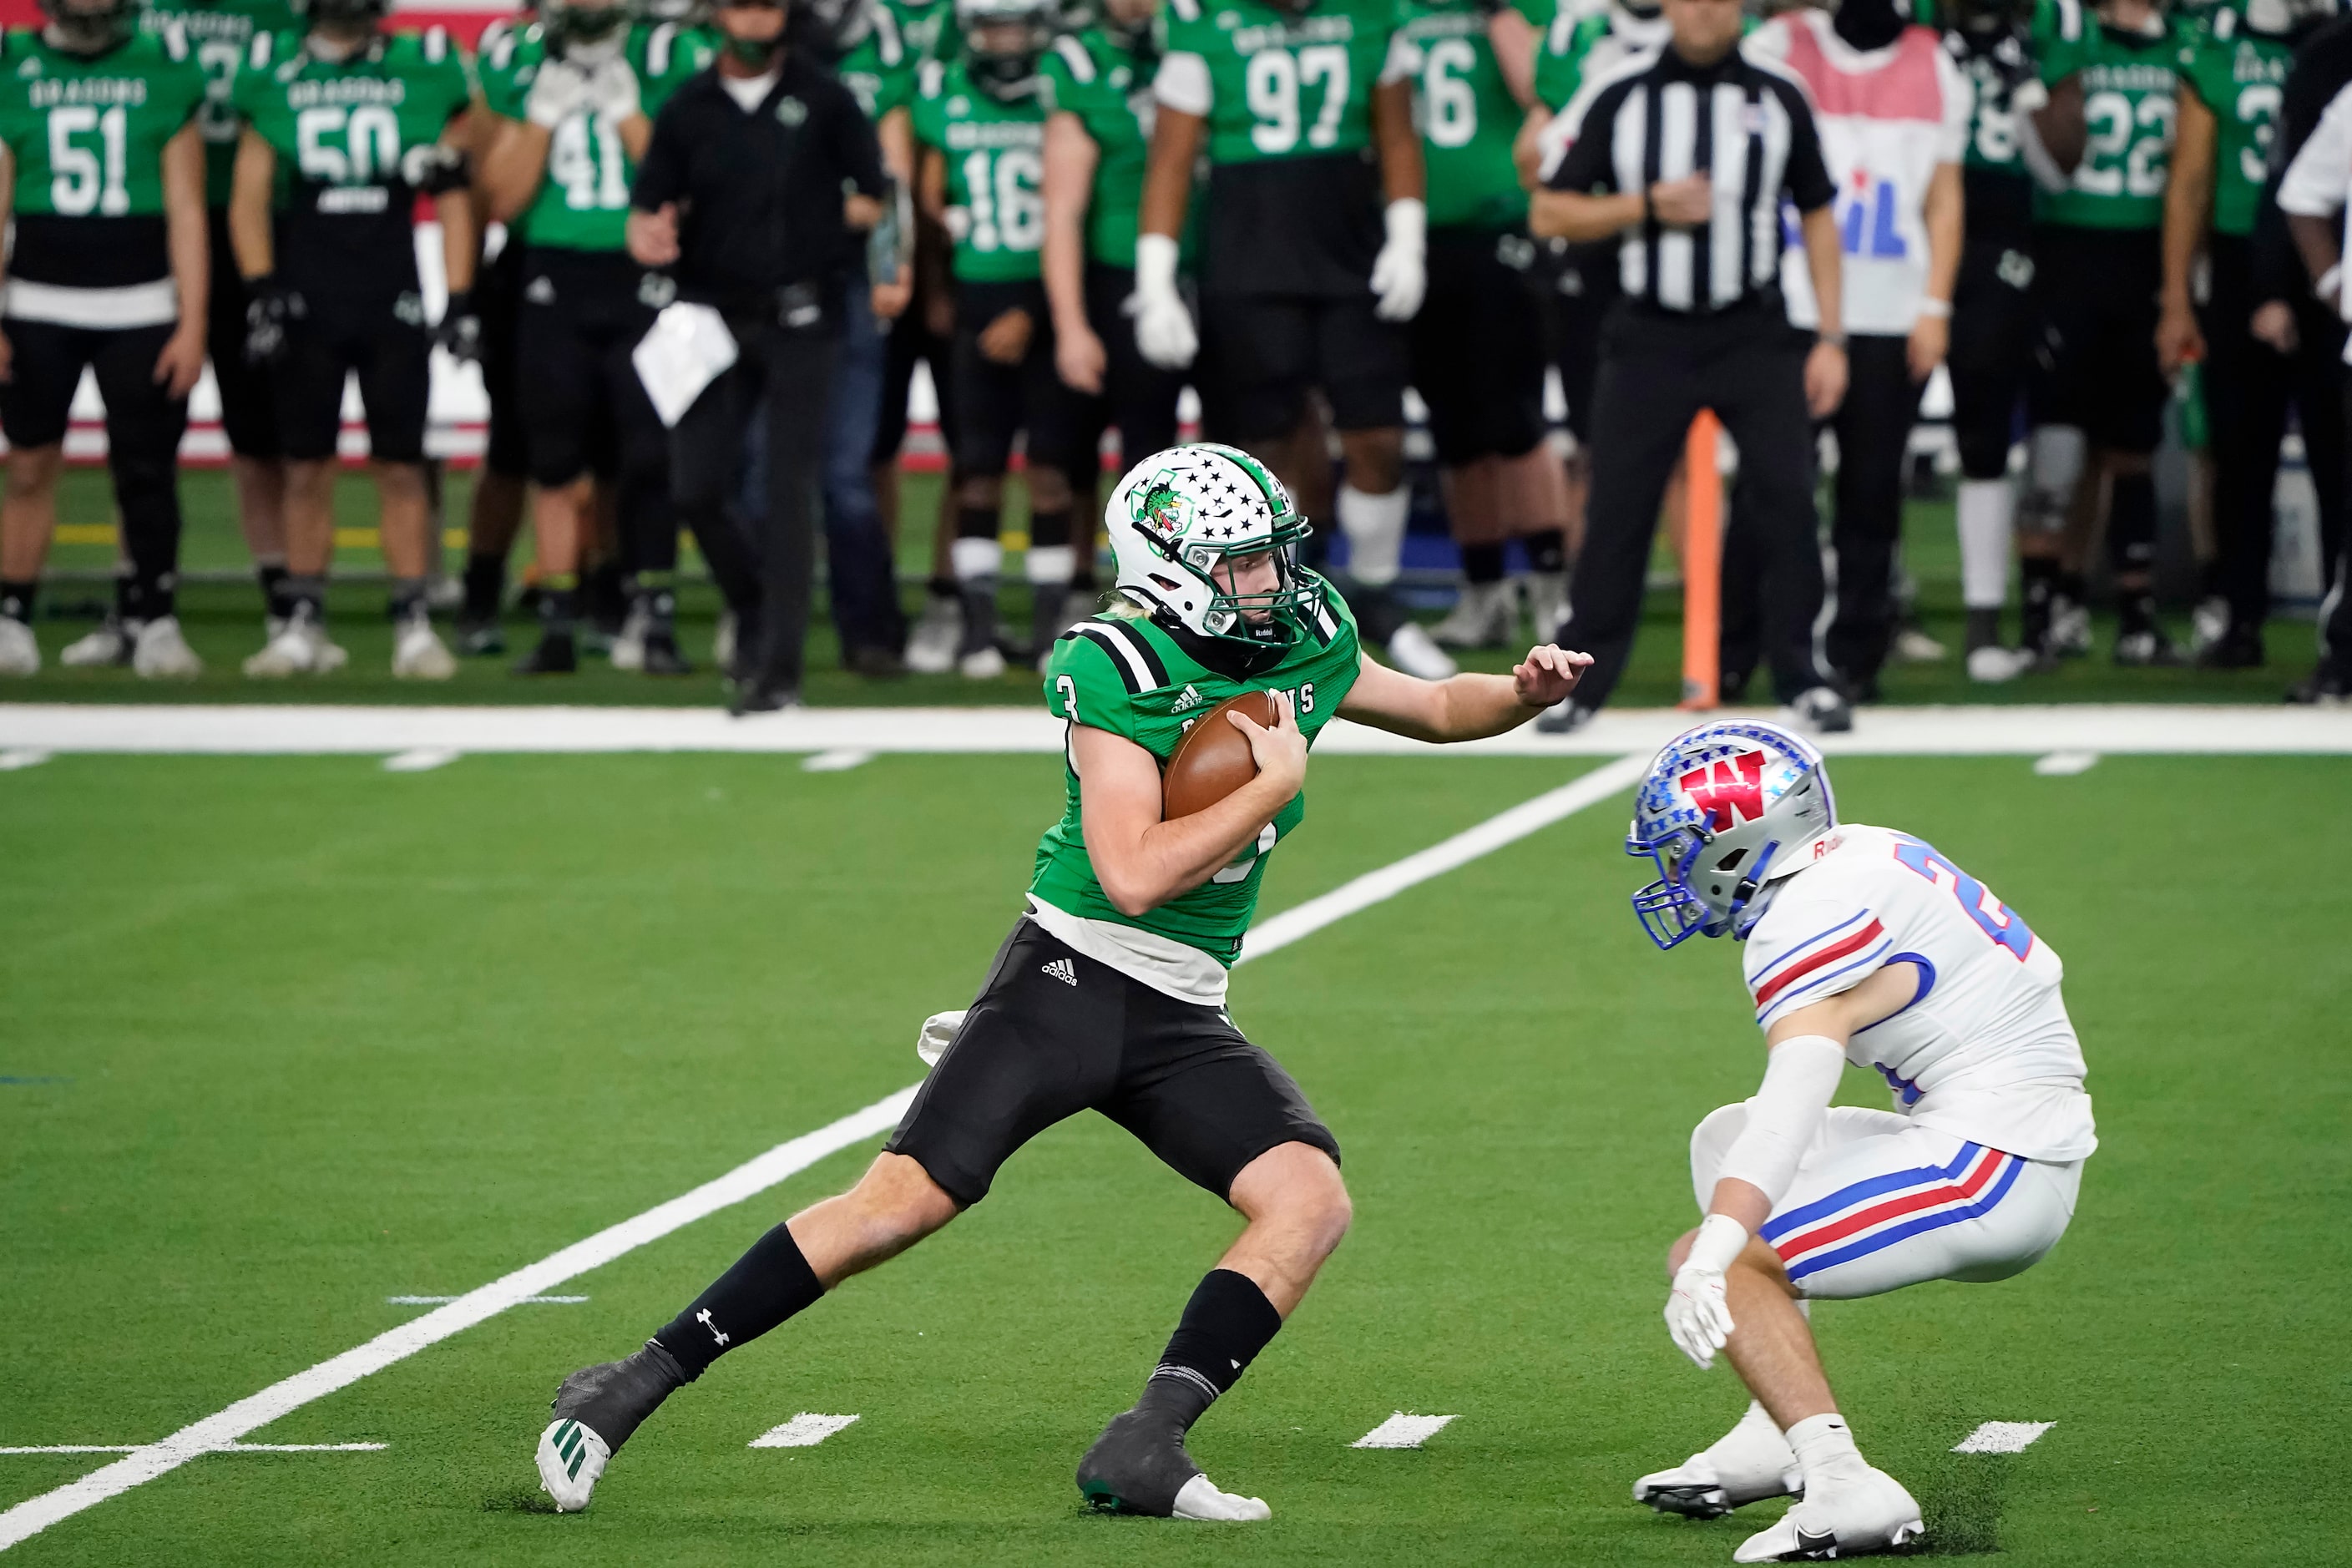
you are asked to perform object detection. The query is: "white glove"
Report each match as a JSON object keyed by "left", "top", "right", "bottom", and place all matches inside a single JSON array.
[
  {"left": 1369, "top": 197, "right": 1427, "bottom": 322},
  {"left": 942, "top": 205, "right": 972, "bottom": 245},
  {"left": 1663, "top": 1214, "right": 1748, "bottom": 1370},
  {"left": 525, "top": 59, "right": 593, "bottom": 129},
  {"left": 584, "top": 57, "right": 641, "bottom": 123},
  {"left": 916, "top": 1009, "right": 966, "bottom": 1065},
  {"left": 1130, "top": 232, "right": 1196, "bottom": 369}
]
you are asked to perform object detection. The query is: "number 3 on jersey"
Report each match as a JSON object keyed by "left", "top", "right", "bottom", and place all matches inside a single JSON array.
[{"left": 1893, "top": 837, "right": 2034, "bottom": 959}]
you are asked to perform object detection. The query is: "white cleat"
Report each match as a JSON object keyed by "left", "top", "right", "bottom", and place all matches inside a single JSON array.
[
  {"left": 392, "top": 617, "right": 458, "bottom": 680},
  {"left": 1891, "top": 627, "right": 1945, "bottom": 664},
  {"left": 904, "top": 595, "right": 960, "bottom": 674},
  {"left": 242, "top": 605, "right": 346, "bottom": 677},
  {"left": 132, "top": 616, "right": 204, "bottom": 679},
  {"left": 1634, "top": 1452, "right": 1803, "bottom": 1520},
  {"left": 958, "top": 644, "right": 1006, "bottom": 680},
  {"left": 1384, "top": 620, "right": 1459, "bottom": 680},
  {"left": 1965, "top": 645, "right": 2034, "bottom": 684},
  {"left": 711, "top": 609, "right": 737, "bottom": 673},
  {"left": 608, "top": 601, "right": 650, "bottom": 671},
  {"left": 535, "top": 1417, "right": 612, "bottom": 1513},
  {"left": 1430, "top": 579, "right": 1515, "bottom": 650},
  {"left": 1732, "top": 1466, "right": 1923, "bottom": 1562},
  {"left": 61, "top": 617, "right": 134, "bottom": 667},
  {"left": 0, "top": 616, "right": 39, "bottom": 675},
  {"left": 1171, "top": 1473, "right": 1272, "bottom": 1522},
  {"left": 1523, "top": 570, "right": 1569, "bottom": 645}
]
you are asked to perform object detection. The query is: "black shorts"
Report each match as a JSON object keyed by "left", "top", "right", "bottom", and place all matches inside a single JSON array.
[
  {"left": 206, "top": 212, "right": 280, "bottom": 461},
  {"left": 1411, "top": 229, "right": 1549, "bottom": 466},
  {"left": 2029, "top": 224, "right": 2166, "bottom": 454},
  {"left": 1547, "top": 243, "right": 1619, "bottom": 445},
  {"left": 1946, "top": 236, "right": 2037, "bottom": 479},
  {"left": 514, "top": 247, "right": 667, "bottom": 490},
  {"left": 0, "top": 316, "right": 187, "bottom": 458},
  {"left": 873, "top": 291, "right": 959, "bottom": 467},
  {"left": 272, "top": 290, "right": 432, "bottom": 464},
  {"left": 1198, "top": 291, "right": 1408, "bottom": 441},
  {"left": 885, "top": 918, "right": 1340, "bottom": 1208},
  {"left": 476, "top": 240, "right": 529, "bottom": 479},
  {"left": 949, "top": 277, "right": 1091, "bottom": 480}
]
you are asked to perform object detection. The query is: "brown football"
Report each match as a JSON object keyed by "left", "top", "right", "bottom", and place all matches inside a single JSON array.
[{"left": 1162, "top": 690, "right": 1279, "bottom": 819}]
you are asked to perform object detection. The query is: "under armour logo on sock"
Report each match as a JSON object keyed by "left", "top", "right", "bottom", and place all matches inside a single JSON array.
[{"left": 696, "top": 1308, "right": 730, "bottom": 1348}]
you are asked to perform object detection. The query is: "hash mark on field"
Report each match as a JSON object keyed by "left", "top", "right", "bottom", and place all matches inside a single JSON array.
[
  {"left": 750, "top": 1414, "right": 859, "bottom": 1449},
  {"left": 1353, "top": 1414, "right": 1458, "bottom": 1449},
  {"left": 802, "top": 748, "right": 874, "bottom": 772},
  {"left": 1953, "top": 1421, "right": 2055, "bottom": 1454},
  {"left": 382, "top": 748, "right": 460, "bottom": 773},
  {"left": 2033, "top": 751, "right": 2100, "bottom": 776},
  {"left": 385, "top": 1295, "right": 586, "bottom": 1306},
  {"left": 0, "top": 749, "right": 51, "bottom": 771}
]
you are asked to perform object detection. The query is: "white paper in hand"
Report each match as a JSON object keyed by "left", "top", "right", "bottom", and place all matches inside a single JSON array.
[
  {"left": 632, "top": 301, "right": 738, "bottom": 427},
  {"left": 916, "top": 1009, "right": 966, "bottom": 1065}
]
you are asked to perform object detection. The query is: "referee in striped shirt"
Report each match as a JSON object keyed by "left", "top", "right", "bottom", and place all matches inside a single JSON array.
[{"left": 1530, "top": 0, "right": 1852, "bottom": 734}]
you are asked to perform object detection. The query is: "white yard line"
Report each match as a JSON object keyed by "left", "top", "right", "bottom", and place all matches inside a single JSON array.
[
  {"left": 3, "top": 702, "right": 2349, "bottom": 757},
  {"left": 1952, "top": 1421, "right": 2056, "bottom": 1454},
  {"left": 381, "top": 747, "right": 461, "bottom": 773},
  {"left": 0, "top": 747, "right": 50, "bottom": 770},
  {"left": 0, "top": 754, "right": 1648, "bottom": 1553},
  {"left": 383, "top": 1295, "right": 586, "bottom": 1306},
  {"left": 1353, "top": 1414, "right": 1459, "bottom": 1449},
  {"left": 2032, "top": 751, "right": 2101, "bottom": 776},
  {"left": 748, "top": 1414, "right": 861, "bottom": 1449}
]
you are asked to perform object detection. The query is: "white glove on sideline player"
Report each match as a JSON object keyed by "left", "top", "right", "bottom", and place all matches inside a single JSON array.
[
  {"left": 584, "top": 58, "right": 641, "bottom": 124},
  {"left": 526, "top": 60, "right": 594, "bottom": 129},
  {"left": 1130, "top": 232, "right": 1197, "bottom": 369},
  {"left": 1665, "top": 1213, "right": 1748, "bottom": 1369},
  {"left": 1369, "top": 197, "right": 1426, "bottom": 321}
]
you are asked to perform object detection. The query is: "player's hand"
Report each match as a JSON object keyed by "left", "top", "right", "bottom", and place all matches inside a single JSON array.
[
  {"left": 1130, "top": 232, "right": 1196, "bottom": 369},
  {"left": 2250, "top": 300, "right": 2299, "bottom": 355},
  {"left": 153, "top": 323, "right": 206, "bottom": 398},
  {"left": 435, "top": 290, "right": 484, "bottom": 364},
  {"left": 628, "top": 202, "right": 680, "bottom": 267},
  {"left": 1513, "top": 644, "right": 1591, "bottom": 709},
  {"left": 1370, "top": 198, "right": 1427, "bottom": 322},
  {"left": 526, "top": 58, "right": 593, "bottom": 130},
  {"left": 398, "top": 141, "right": 470, "bottom": 196},
  {"left": 1906, "top": 313, "right": 1948, "bottom": 382},
  {"left": 243, "top": 276, "right": 304, "bottom": 367},
  {"left": 1648, "top": 174, "right": 1712, "bottom": 228},
  {"left": 584, "top": 58, "right": 640, "bottom": 124},
  {"left": 2155, "top": 302, "right": 2204, "bottom": 374},
  {"left": 1056, "top": 319, "right": 1106, "bottom": 393},
  {"left": 1227, "top": 690, "right": 1308, "bottom": 799},
  {"left": 1804, "top": 339, "right": 1847, "bottom": 420},
  {"left": 1664, "top": 1259, "right": 1736, "bottom": 1370},
  {"left": 872, "top": 266, "right": 912, "bottom": 321},
  {"left": 978, "top": 306, "right": 1032, "bottom": 365}
]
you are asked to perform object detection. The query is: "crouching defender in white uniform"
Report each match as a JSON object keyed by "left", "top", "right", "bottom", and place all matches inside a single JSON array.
[{"left": 1622, "top": 721, "right": 2096, "bottom": 1561}]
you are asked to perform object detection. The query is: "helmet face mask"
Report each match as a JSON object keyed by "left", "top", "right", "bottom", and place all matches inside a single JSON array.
[
  {"left": 1626, "top": 721, "right": 1838, "bottom": 950},
  {"left": 957, "top": 0, "right": 1053, "bottom": 98},
  {"left": 1104, "top": 443, "right": 1327, "bottom": 647},
  {"left": 544, "top": 0, "right": 631, "bottom": 51},
  {"left": 40, "top": 0, "right": 134, "bottom": 53}
]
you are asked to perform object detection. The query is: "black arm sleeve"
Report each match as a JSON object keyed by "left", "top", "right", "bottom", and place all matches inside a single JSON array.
[
  {"left": 631, "top": 94, "right": 693, "bottom": 213},
  {"left": 1542, "top": 83, "right": 1625, "bottom": 193},
  {"left": 830, "top": 82, "right": 887, "bottom": 199},
  {"left": 1778, "top": 83, "right": 1836, "bottom": 215},
  {"left": 2257, "top": 22, "right": 2352, "bottom": 302}
]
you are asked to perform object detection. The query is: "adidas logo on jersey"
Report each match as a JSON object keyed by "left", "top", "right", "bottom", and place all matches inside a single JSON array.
[
  {"left": 1040, "top": 957, "right": 1078, "bottom": 986},
  {"left": 1171, "top": 685, "right": 1205, "bottom": 713}
]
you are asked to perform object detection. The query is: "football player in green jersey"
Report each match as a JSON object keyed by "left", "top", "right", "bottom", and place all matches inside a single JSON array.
[
  {"left": 1396, "top": 0, "right": 1574, "bottom": 657},
  {"left": 2023, "top": 0, "right": 2191, "bottom": 666},
  {"left": 478, "top": 0, "right": 711, "bottom": 675},
  {"left": 1139, "top": 0, "right": 1459, "bottom": 684},
  {"left": 227, "top": 0, "right": 478, "bottom": 679},
  {"left": 532, "top": 441, "right": 1590, "bottom": 1522},
  {"left": 2159, "top": 0, "right": 2343, "bottom": 667},
  {"left": 0, "top": 0, "right": 208, "bottom": 681},
  {"left": 910, "top": 0, "right": 1095, "bottom": 676}
]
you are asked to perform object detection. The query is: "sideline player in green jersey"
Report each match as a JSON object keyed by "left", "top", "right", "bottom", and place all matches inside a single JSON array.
[
  {"left": 137, "top": 0, "right": 299, "bottom": 647},
  {"left": 2023, "top": 0, "right": 2192, "bottom": 667},
  {"left": 228, "top": 0, "right": 478, "bottom": 679},
  {"left": 1395, "top": 0, "right": 1573, "bottom": 656},
  {"left": 478, "top": 0, "right": 711, "bottom": 676},
  {"left": 911, "top": 0, "right": 1093, "bottom": 676},
  {"left": 530, "top": 441, "right": 1591, "bottom": 1521},
  {"left": 1137, "top": 0, "right": 1459, "bottom": 684},
  {"left": 2159, "top": 0, "right": 2342, "bottom": 667},
  {"left": 0, "top": 0, "right": 208, "bottom": 680}
]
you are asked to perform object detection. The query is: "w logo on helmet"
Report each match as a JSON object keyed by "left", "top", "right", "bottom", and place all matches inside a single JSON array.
[{"left": 1679, "top": 751, "right": 1768, "bottom": 832}]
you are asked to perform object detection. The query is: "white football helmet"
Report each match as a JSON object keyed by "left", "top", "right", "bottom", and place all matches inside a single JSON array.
[
  {"left": 1103, "top": 443, "right": 1326, "bottom": 646},
  {"left": 1626, "top": 720, "right": 1838, "bottom": 949}
]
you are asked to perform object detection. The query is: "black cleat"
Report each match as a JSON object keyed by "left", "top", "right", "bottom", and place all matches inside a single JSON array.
[
  {"left": 513, "top": 633, "right": 578, "bottom": 675},
  {"left": 640, "top": 627, "right": 694, "bottom": 675},
  {"left": 1076, "top": 1405, "right": 1204, "bottom": 1516},
  {"left": 454, "top": 616, "right": 506, "bottom": 657},
  {"left": 534, "top": 1340, "right": 685, "bottom": 1511}
]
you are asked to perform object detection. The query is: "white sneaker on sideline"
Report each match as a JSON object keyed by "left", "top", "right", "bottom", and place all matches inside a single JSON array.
[
  {"left": 958, "top": 644, "right": 1006, "bottom": 680},
  {"left": 61, "top": 617, "right": 134, "bottom": 667},
  {"left": 1171, "top": 1473, "right": 1271, "bottom": 1522},
  {"left": 1430, "top": 579, "right": 1515, "bottom": 650},
  {"left": 132, "top": 615, "right": 204, "bottom": 679},
  {"left": 608, "top": 601, "right": 650, "bottom": 671},
  {"left": 535, "top": 1417, "right": 612, "bottom": 1513},
  {"left": 1783, "top": 685, "right": 1853, "bottom": 735},
  {"left": 0, "top": 616, "right": 39, "bottom": 675},
  {"left": 392, "top": 616, "right": 458, "bottom": 680},
  {"left": 2046, "top": 596, "right": 2092, "bottom": 658},
  {"left": 1523, "top": 570, "right": 1569, "bottom": 645},
  {"left": 1732, "top": 1464, "right": 1922, "bottom": 1562},
  {"left": 1385, "top": 620, "right": 1458, "bottom": 680},
  {"left": 1892, "top": 626, "right": 1945, "bottom": 663},
  {"left": 1965, "top": 645, "right": 2034, "bottom": 684},
  {"left": 905, "top": 595, "right": 960, "bottom": 674},
  {"left": 243, "top": 605, "right": 345, "bottom": 676},
  {"left": 712, "top": 610, "right": 736, "bottom": 672},
  {"left": 2190, "top": 594, "right": 2230, "bottom": 655}
]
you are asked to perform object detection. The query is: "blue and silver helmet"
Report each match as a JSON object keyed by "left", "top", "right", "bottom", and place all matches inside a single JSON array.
[{"left": 1626, "top": 721, "right": 1838, "bottom": 950}]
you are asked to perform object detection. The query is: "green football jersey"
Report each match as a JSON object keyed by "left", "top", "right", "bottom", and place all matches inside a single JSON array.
[
  {"left": 1039, "top": 25, "right": 1167, "bottom": 270},
  {"left": 1395, "top": 0, "right": 1536, "bottom": 230},
  {"left": 2177, "top": 10, "right": 2289, "bottom": 238},
  {"left": 2033, "top": 5, "right": 2187, "bottom": 230},
  {"left": 233, "top": 28, "right": 471, "bottom": 209},
  {"left": 0, "top": 27, "right": 206, "bottom": 220},
  {"left": 1158, "top": 0, "right": 1401, "bottom": 167},
  {"left": 1533, "top": 3, "right": 1695, "bottom": 114},
  {"left": 1032, "top": 593, "right": 1362, "bottom": 964},
  {"left": 911, "top": 55, "right": 1046, "bottom": 283},
  {"left": 478, "top": 20, "right": 713, "bottom": 252},
  {"left": 888, "top": 0, "right": 956, "bottom": 64},
  {"left": 837, "top": 3, "right": 913, "bottom": 121},
  {"left": 139, "top": 0, "right": 297, "bottom": 205}
]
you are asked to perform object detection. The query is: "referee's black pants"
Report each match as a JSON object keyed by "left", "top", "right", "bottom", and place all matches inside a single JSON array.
[
  {"left": 673, "top": 314, "right": 837, "bottom": 693},
  {"left": 1566, "top": 298, "right": 1829, "bottom": 711}
]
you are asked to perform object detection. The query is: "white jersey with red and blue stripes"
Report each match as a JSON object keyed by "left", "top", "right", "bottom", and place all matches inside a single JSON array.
[{"left": 1741, "top": 823, "right": 2097, "bottom": 1165}]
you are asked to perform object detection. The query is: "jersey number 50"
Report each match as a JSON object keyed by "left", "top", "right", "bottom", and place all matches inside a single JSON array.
[{"left": 1892, "top": 837, "right": 2033, "bottom": 960}]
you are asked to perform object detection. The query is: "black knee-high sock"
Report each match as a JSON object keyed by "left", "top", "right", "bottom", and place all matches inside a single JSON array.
[
  {"left": 1525, "top": 529, "right": 1567, "bottom": 575},
  {"left": 462, "top": 552, "right": 506, "bottom": 620},
  {"left": 651, "top": 1222, "right": 825, "bottom": 1382},
  {"left": 1460, "top": 543, "right": 1506, "bottom": 585},
  {"left": 2107, "top": 470, "right": 2157, "bottom": 579},
  {"left": 2, "top": 579, "right": 38, "bottom": 624},
  {"left": 1136, "top": 1269, "right": 1282, "bottom": 1433},
  {"left": 257, "top": 560, "right": 291, "bottom": 622}
]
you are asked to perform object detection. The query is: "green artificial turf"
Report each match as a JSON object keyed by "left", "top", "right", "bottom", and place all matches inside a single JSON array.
[{"left": 2, "top": 751, "right": 2345, "bottom": 1565}]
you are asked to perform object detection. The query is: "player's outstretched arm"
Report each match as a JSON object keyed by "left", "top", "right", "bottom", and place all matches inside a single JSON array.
[
  {"left": 1336, "top": 645, "right": 1591, "bottom": 743},
  {"left": 1075, "top": 699, "right": 1307, "bottom": 917}
]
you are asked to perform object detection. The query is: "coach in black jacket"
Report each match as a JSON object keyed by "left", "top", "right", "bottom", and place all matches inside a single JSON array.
[{"left": 630, "top": 0, "right": 887, "bottom": 711}]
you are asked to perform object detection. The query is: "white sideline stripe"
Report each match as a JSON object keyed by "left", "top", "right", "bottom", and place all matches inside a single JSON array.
[
  {"left": 0, "top": 747, "right": 50, "bottom": 771},
  {"left": 2033, "top": 750, "right": 2100, "bottom": 776},
  {"left": 1352, "top": 1414, "right": 1459, "bottom": 1449},
  {"left": 0, "top": 1085, "right": 918, "bottom": 1554},
  {"left": 0, "top": 756, "right": 1648, "bottom": 1552},
  {"left": 5, "top": 703, "right": 2351, "bottom": 757},
  {"left": 0, "top": 1444, "right": 385, "bottom": 1455},
  {"left": 384, "top": 1295, "right": 586, "bottom": 1306},
  {"left": 381, "top": 747, "right": 460, "bottom": 772},
  {"left": 748, "top": 1414, "right": 860, "bottom": 1449},
  {"left": 801, "top": 748, "right": 874, "bottom": 773},
  {"left": 1952, "top": 1421, "right": 2055, "bottom": 1454}
]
